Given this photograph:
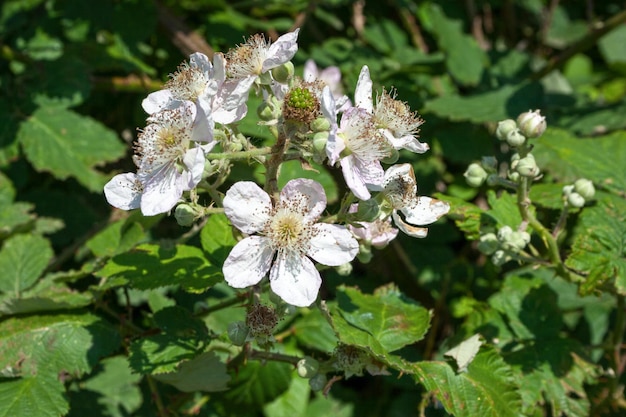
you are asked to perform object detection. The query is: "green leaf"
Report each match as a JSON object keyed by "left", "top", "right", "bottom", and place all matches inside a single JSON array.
[
  {"left": 534, "top": 128, "right": 626, "bottom": 195},
  {"left": 0, "top": 202, "right": 35, "bottom": 238},
  {"left": 200, "top": 213, "right": 237, "bottom": 266},
  {"left": 225, "top": 360, "right": 292, "bottom": 407},
  {"left": 129, "top": 306, "right": 209, "bottom": 374},
  {"left": 293, "top": 308, "right": 338, "bottom": 353},
  {"left": 419, "top": 3, "right": 485, "bottom": 86},
  {"left": 95, "top": 243, "right": 222, "bottom": 293},
  {"left": 153, "top": 352, "right": 230, "bottom": 392},
  {"left": 485, "top": 190, "right": 525, "bottom": 229},
  {"left": 0, "top": 376, "right": 68, "bottom": 417},
  {"left": 566, "top": 197, "right": 626, "bottom": 295},
  {"left": 18, "top": 28, "right": 63, "bottom": 60},
  {"left": 444, "top": 334, "right": 483, "bottom": 372},
  {"left": 443, "top": 195, "right": 483, "bottom": 240},
  {"left": 78, "top": 356, "right": 142, "bottom": 417},
  {"left": 0, "top": 313, "right": 120, "bottom": 377},
  {"left": 0, "top": 277, "right": 92, "bottom": 316},
  {"left": 305, "top": 395, "right": 354, "bottom": 417},
  {"left": 530, "top": 183, "right": 567, "bottom": 209},
  {"left": 86, "top": 219, "right": 146, "bottom": 258},
  {"left": 424, "top": 83, "right": 542, "bottom": 123},
  {"left": 413, "top": 347, "right": 522, "bottom": 417},
  {"left": 598, "top": 24, "right": 626, "bottom": 71},
  {"left": 334, "top": 285, "right": 431, "bottom": 353},
  {"left": 18, "top": 107, "right": 126, "bottom": 192},
  {"left": 263, "top": 373, "right": 310, "bottom": 417},
  {"left": 0, "top": 234, "right": 53, "bottom": 295}
]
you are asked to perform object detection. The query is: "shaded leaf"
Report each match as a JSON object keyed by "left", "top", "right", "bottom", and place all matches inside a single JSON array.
[
  {"left": 225, "top": 360, "right": 292, "bottom": 407},
  {"left": 200, "top": 213, "right": 236, "bottom": 266},
  {"left": 0, "top": 234, "right": 53, "bottom": 295},
  {"left": 18, "top": 107, "right": 126, "bottom": 192},
  {"left": 153, "top": 351, "right": 230, "bottom": 392},
  {"left": 0, "top": 376, "right": 68, "bottom": 417}
]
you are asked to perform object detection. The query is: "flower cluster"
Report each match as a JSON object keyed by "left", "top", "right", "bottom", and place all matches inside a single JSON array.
[{"left": 104, "top": 29, "right": 450, "bottom": 308}]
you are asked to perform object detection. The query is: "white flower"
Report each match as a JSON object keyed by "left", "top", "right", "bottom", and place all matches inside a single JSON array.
[
  {"left": 304, "top": 59, "right": 351, "bottom": 112},
  {"left": 222, "top": 179, "right": 358, "bottom": 307},
  {"left": 323, "top": 100, "right": 392, "bottom": 200},
  {"left": 142, "top": 53, "right": 253, "bottom": 141},
  {"left": 382, "top": 164, "right": 450, "bottom": 238},
  {"left": 226, "top": 29, "right": 299, "bottom": 83},
  {"left": 133, "top": 101, "right": 208, "bottom": 215},
  {"left": 354, "top": 66, "right": 428, "bottom": 154}
]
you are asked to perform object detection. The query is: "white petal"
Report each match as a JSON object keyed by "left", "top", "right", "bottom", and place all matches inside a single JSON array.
[
  {"left": 270, "top": 251, "right": 321, "bottom": 307},
  {"left": 223, "top": 236, "right": 274, "bottom": 288},
  {"left": 390, "top": 133, "right": 430, "bottom": 154},
  {"left": 354, "top": 65, "right": 373, "bottom": 113},
  {"left": 320, "top": 66, "right": 342, "bottom": 88},
  {"left": 303, "top": 59, "right": 318, "bottom": 82},
  {"left": 280, "top": 179, "right": 327, "bottom": 221},
  {"left": 182, "top": 146, "right": 206, "bottom": 190},
  {"left": 401, "top": 196, "right": 450, "bottom": 226},
  {"left": 341, "top": 156, "right": 371, "bottom": 200},
  {"left": 140, "top": 165, "right": 183, "bottom": 216},
  {"left": 262, "top": 29, "right": 300, "bottom": 72},
  {"left": 308, "top": 223, "right": 358, "bottom": 266},
  {"left": 223, "top": 181, "right": 272, "bottom": 234},
  {"left": 142, "top": 90, "right": 178, "bottom": 114},
  {"left": 104, "top": 173, "right": 142, "bottom": 210},
  {"left": 392, "top": 211, "right": 428, "bottom": 238}
]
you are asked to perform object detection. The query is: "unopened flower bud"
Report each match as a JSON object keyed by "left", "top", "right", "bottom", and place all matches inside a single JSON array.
[
  {"left": 174, "top": 204, "right": 198, "bottom": 226},
  {"left": 507, "top": 170, "right": 520, "bottom": 183},
  {"left": 271, "top": 61, "right": 295, "bottom": 83},
  {"left": 505, "top": 129, "right": 526, "bottom": 147},
  {"left": 562, "top": 184, "right": 574, "bottom": 197},
  {"left": 356, "top": 199, "right": 381, "bottom": 222},
  {"left": 357, "top": 244, "right": 373, "bottom": 264},
  {"left": 309, "top": 373, "right": 327, "bottom": 392},
  {"left": 464, "top": 163, "right": 488, "bottom": 187},
  {"left": 481, "top": 156, "right": 498, "bottom": 172},
  {"left": 297, "top": 357, "right": 320, "bottom": 378},
  {"left": 567, "top": 192, "right": 586, "bottom": 208},
  {"left": 506, "top": 230, "right": 531, "bottom": 251},
  {"left": 227, "top": 321, "right": 249, "bottom": 346},
  {"left": 335, "top": 262, "right": 353, "bottom": 276},
  {"left": 477, "top": 233, "right": 499, "bottom": 255},
  {"left": 517, "top": 109, "right": 546, "bottom": 138},
  {"left": 574, "top": 178, "right": 595, "bottom": 200},
  {"left": 495, "top": 119, "right": 518, "bottom": 141},
  {"left": 497, "top": 226, "right": 513, "bottom": 241},
  {"left": 312, "top": 131, "right": 329, "bottom": 153},
  {"left": 257, "top": 101, "right": 277, "bottom": 121},
  {"left": 311, "top": 117, "right": 331, "bottom": 132},
  {"left": 516, "top": 154, "right": 540, "bottom": 177},
  {"left": 491, "top": 249, "right": 508, "bottom": 266},
  {"left": 486, "top": 174, "right": 501, "bottom": 186}
]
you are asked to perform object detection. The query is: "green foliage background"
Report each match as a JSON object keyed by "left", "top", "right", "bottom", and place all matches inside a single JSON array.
[{"left": 1, "top": 0, "right": 626, "bottom": 416}]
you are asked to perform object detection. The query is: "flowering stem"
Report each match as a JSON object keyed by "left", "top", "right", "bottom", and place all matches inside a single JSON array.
[
  {"left": 265, "top": 130, "right": 290, "bottom": 199},
  {"left": 552, "top": 201, "right": 570, "bottom": 238}
]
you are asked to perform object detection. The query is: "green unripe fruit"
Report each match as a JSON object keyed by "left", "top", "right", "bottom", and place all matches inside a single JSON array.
[
  {"left": 227, "top": 321, "right": 249, "bottom": 346},
  {"left": 309, "top": 374, "right": 327, "bottom": 392}
]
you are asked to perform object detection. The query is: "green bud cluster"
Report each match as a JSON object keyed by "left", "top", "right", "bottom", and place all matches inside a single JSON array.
[
  {"left": 563, "top": 178, "right": 595, "bottom": 208},
  {"left": 478, "top": 225, "right": 530, "bottom": 266}
]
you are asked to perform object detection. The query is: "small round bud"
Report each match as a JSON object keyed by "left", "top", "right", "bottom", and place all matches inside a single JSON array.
[
  {"left": 481, "top": 156, "right": 498, "bottom": 172},
  {"left": 335, "top": 262, "right": 353, "bottom": 276},
  {"left": 174, "top": 204, "right": 197, "bottom": 227},
  {"left": 258, "top": 71, "right": 273, "bottom": 85},
  {"left": 567, "top": 192, "right": 586, "bottom": 208},
  {"left": 516, "top": 154, "right": 540, "bottom": 178},
  {"left": 517, "top": 109, "right": 546, "bottom": 138},
  {"left": 507, "top": 170, "right": 520, "bottom": 183},
  {"left": 312, "top": 131, "right": 329, "bottom": 153},
  {"left": 271, "top": 61, "right": 295, "bottom": 83},
  {"left": 297, "top": 357, "right": 320, "bottom": 378},
  {"left": 506, "top": 230, "right": 531, "bottom": 252},
  {"left": 227, "top": 321, "right": 249, "bottom": 346},
  {"left": 464, "top": 163, "right": 488, "bottom": 187},
  {"left": 574, "top": 178, "right": 595, "bottom": 200},
  {"left": 562, "top": 184, "right": 575, "bottom": 197},
  {"left": 309, "top": 373, "right": 327, "bottom": 392},
  {"left": 497, "top": 225, "right": 513, "bottom": 242},
  {"left": 257, "top": 102, "right": 277, "bottom": 121},
  {"left": 477, "top": 233, "right": 499, "bottom": 255},
  {"left": 491, "top": 249, "right": 508, "bottom": 266},
  {"left": 310, "top": 117, "right": 331, "bottom": 133},
  {"left": 495, "top": 119, "right": 518, "bottom": 141},
  {"left": 357, "top": 244, "right": 373, "bottom": 264},
  {"left": 505, "top": 129, "right": 527, "bottom": 147}
]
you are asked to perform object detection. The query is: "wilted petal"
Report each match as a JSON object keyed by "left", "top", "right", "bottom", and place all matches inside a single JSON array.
[
  {"left": 104, "top": 172, "right": 142, "bottom": 211},
  {"left": 223, "top": 236, "right": 274, "bottom": 288},
  {"left": 392, "top": 211, "right": 429, "bottom": 238},
  {"left": 280, "top": 179, "right": 327, "bottom": 221},
  {"left": 308, "top": 223, "right": 358, "bottom": 266},
  {"left": 223, "top": 181, "right": 272, "bottom": 234},
  {"left": 270, "top": 250, "right": 321, "bottom": 307}
]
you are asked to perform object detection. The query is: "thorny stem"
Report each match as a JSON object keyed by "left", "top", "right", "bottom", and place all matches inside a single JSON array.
[
  {"left": 249, "top": 349, "right": 300, "bottom": 365},
  {"left": 205, "top": 147, "right": 273, "bottom": 160},
  {"left": 265, "top": 130, "right": 290, "bottom": 200}
]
